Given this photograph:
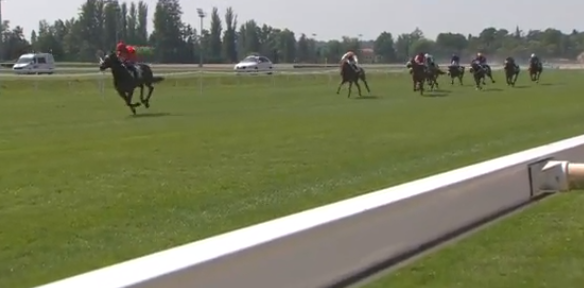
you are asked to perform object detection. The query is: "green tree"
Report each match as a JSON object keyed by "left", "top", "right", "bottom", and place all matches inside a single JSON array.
[
  {"left": 221, "top": 7, "right": 237, "bottom": 63},
  {"left": 208, "top": 7, "right": 223, "bottom": 63},
  {"left": 373, "top": 32, "right": 397, "bottom": 63}
]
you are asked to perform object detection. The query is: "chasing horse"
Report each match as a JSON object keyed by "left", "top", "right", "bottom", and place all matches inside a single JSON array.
[
  {"left": 503, "top": 57, "right": 520, "bottom": 86},
  {"left": 336, "top": 51, "right": 371, "bottom": 98},
  {"left": 424, "top": 54, "right": 445, "bottom": 91},
  {"left": 98, "top": 41, "right": 164, "bottom": 115},
  {"left": 469, "top": 61, "right": 487, "bottom": 90},
  {"left": 528, "top": 53, "right": 543, "bottom": 83},
  {"left": 407, "top": 53, "right": 427, "bottom": 95},
  {"left": 472, "top": 52, "right": 495, "bottom": 85},
  {"left": 447, "top": 54, "right": 465, "bottom": 85}
]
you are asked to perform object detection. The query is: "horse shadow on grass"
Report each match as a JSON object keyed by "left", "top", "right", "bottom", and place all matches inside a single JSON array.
[
  {"left": 423, "top": 89, "right": 451, "bottom": 97},
  {"left": 128, "top": 112, "right": 173, "bottom": 118},
  {"left": 352, "top": 95, "right": 379, "bottom": 100},
  {"left": 483, "top": 87, "right": 504, "bottom": 92},
  {"left": 512, "top": 85, "right": 530, "bottom": 89}
]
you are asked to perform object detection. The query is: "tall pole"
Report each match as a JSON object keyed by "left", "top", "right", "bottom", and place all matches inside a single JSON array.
[
  {"left": 197, "top": 8, "right": 206, "bottom": 68},
  {"left": 0, "top": 0, "right": 4, "bottom": 62}
]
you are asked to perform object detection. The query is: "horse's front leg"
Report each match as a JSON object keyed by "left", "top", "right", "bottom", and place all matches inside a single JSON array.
[
  {"left": 347, "top": 82, "right": 353, "bottom": 98},
  {"left": 118, "top": 90, "right": 139, "bottom": 115}
]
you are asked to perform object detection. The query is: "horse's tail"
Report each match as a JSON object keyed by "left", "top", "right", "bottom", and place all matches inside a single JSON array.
[{"left": 152, "top": 76, "right": 165, "bottom": 83}]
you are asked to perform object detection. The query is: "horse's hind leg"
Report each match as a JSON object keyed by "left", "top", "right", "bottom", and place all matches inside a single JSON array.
[
  {"left": 336, "top": 80, "right": 346, "bottom": 94},
  {"left": 362, "top": 80, "right": 371, "bottom": 93},
  {"left": 143, "top": 84, "right": 154, "bottom": 108},
  {"left": 138, "top": 84, "right": 146, "bottom": 103}
]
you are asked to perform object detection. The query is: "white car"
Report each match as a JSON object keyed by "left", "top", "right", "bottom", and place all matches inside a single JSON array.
[
  {"left": 234, "top": 55, "right": 273, "bottom": 73},
  {"left": 13, "top": 53, "right": 55, "bottom": 75}
]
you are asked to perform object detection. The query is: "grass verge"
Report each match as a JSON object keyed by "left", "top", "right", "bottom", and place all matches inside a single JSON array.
[{"left": 363, "top": 192, "right": 584, "bottom": 288}]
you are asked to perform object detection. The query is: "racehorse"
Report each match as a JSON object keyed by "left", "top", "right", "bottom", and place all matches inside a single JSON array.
[
  {"left": 336, "top": 61, "right": 371, "bottom": 98},
  {"left": 529, "top": 62, "right": 543, "bottom": 83},
  {"left": 503, "top": 61, "right": 520, "bottom": 86},
  {"left": 406, "top": 60, "right": 427, "bottom": 95},
  {"left": 447, "top": 65, "right": 465, "bottom": 85},
  {"left": 98, "top": 50, "right": 164, "bottom": 115},
  {"left": 426, "top": 64, "right": 445, "bottom": 90},
  {"left": 469, "top": 62, "right": 487, "bottom": 90}
]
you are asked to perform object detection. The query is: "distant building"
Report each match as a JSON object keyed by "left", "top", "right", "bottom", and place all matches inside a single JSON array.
[{"left": 359, "top": 48, "right": 377, "bottom": 63}]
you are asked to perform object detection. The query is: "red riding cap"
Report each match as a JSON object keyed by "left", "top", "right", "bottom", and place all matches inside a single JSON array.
[{"left": 116, "top": 41, "right": 126, "bottom": 51}]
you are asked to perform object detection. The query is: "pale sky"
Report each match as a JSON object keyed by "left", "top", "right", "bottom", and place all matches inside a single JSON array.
[{"left": 2, "top": 0, "right": 582, "bottom": 41}]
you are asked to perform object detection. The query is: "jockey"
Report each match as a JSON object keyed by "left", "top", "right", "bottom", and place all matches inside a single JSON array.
[
  {"left": 474, "top": 52, "right": 487, "bottom": 66},
  {"left": 530, "top": 53, "right": 540, "bottom": 65},
  {"left": 413, "top": 52, "right": 425, "bottom": 66},
  {"left": 116, "top": 40, "right": 139, "bottom": 76},
  {"left": 340, "top": 50, "right": 360, "bottom": 72},
  {"left": 450, "top": 54, "right": 460, "bottom": 66},
  {"left": 425, "top": 53, "right": 435, "bottom": 69}
]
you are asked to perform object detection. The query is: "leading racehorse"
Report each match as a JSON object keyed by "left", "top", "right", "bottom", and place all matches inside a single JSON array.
[
  {"left": 98, "top": 51, "right": 164, "bottom": 115},
  {"left": 336, "top": 62, "right": 371, "bottom": 98}
]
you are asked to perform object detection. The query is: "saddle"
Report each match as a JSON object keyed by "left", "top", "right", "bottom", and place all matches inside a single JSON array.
[{"left": 124, "top": 63, "right": 142, "bottom": 79}]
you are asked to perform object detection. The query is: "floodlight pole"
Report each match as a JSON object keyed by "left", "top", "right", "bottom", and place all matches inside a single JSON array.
[
  {"left": 197, "top": 8, "right": 206, "bottom": 68},
  {"left": 0, "top": 0, "right": 4, "bottom": 61}
]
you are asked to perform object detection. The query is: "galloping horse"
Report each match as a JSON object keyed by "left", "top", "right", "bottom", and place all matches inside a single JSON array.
[
  {"left": 503, "top": 61, "right": 520, "bottom": 86},
  {"left": 336, "top": 61, "right": 371, "bottom": 98},
  {"left": 425, "top": 64, "right": 445, "bottom": 90},
  {"left": 529, "top": 61, "right": 543, "bottom": 83},
  {"left": 469, "top": 62, "right": 487, "bottom": 90},
  {"left": 407, "top": 60, "right": 427, "bottom": 95},
  {"left": 447, "top": 65, "right": 465, "bottom": 85},
  {"left": 98, "top": 51, "right": 164, "bottom": 115}
]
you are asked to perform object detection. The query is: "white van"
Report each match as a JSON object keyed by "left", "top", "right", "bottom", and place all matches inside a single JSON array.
[{"left": 12, "top": 53, "right": 55, "bottom": 75}]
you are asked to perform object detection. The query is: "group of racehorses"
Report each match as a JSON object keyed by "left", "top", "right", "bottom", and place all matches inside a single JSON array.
[
  {"left": 405, "top": 60, "right": 543, "bottom": 95},
  {"left": 335, "top": 59, "right": 543, "bottom": 98}
]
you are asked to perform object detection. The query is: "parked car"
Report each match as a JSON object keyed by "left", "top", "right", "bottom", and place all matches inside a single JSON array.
[
  {"left": 13, "top": 53, "right": 55, "bottom": 75},
  {"left": 234, "top": 55, "right": 273, "bottom": 73}
]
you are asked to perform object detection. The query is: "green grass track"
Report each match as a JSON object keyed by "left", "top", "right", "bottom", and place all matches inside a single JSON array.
[{"left": 1, "top": 70, "right": 583, "bottom": 287}]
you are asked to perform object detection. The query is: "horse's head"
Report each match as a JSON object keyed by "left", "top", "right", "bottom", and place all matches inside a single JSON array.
[{"left": 98, "top": 51, "right": 122, "bottom": 71}]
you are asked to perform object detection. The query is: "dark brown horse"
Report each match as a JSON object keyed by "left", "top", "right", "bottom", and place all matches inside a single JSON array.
[
  {"left": 336, "top": 61, "right": 371, "bottom": 98},
  {"left": 469, "top": 62, "right": 487, "bottom": 90},
  {"left": 425, "top": 64, "right": 445, "bottom": 91},
  {"left": 503, "top": 61, "right": 520, "bottom": 86},
  {"left": 447, "top": 65, "right": 465, "bottom": 85},
  {"left": 407, "top": 61, "right": 427, "bottom": 95},
  {"left": 529, "top": 61, "right": 543, "bottom": 83},
  {"left": 98, "top": 51, "right": 164, "bottom": 115}
]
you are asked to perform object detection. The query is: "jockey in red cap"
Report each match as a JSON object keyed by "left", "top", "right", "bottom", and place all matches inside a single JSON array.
[{"left": 116, "top": 40, "right": 139, "bottom": 76}]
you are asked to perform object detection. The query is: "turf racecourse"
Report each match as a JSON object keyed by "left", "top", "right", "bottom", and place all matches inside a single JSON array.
[{"left": 1, "top": 70, "right": 584, "bottom": 287}]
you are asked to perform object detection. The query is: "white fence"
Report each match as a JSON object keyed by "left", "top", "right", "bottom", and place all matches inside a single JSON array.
[{"left": 35, "top": 135, "right": 584, "bottom": 288}]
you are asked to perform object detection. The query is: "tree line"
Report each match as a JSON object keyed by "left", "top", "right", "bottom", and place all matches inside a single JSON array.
[{"left": 1, "top": 0, "right": 584, "bottom": 64}]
